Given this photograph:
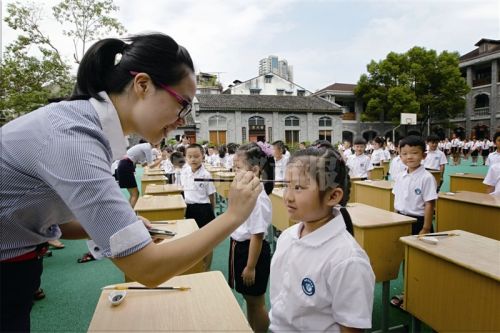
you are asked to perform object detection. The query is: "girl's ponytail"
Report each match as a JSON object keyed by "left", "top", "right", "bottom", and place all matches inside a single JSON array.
[{"left": 262, "top": 155, "right": 275, "bottom": 195}]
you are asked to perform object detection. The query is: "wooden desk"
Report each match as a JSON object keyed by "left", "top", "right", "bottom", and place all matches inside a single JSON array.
[
  {"left": 382, "top": 160, "right": 390, "bottom": 177},
  {"left": 369, "top": 166, "right": 385, "bottom": 180},
  {"left": 401, "top": 230, "right": 500, "bottom": 332},
  {"left": 213, "top": 171, "right": 235, "bottom": 198},
  {"left": 205, "top": 166, "right": 229, "bottom": 179},
  {"left": 348, "top": 177, "right": 362, "bottom": 203},
  {"left": 436, "top": 191, "right": 500, "bottom": 240},
  {"left": 140, "top": 175, "right": 167, "bottom": 194},
  {"left": 429, "top": 170, "right": 442, "bottom": 186},
  {"left": 144, "top": 168, "right": 166, "bottom": 176},
  {"left": 134, "top": 194, "right": 186, "bottom": 221},
  {"left": 449, "top": 173, "right": 487, "bottom": 193},
  {"left": 145, "top": 184, "right": 183, "bottom": 196},
  {"left": 347, "top": 203, "right": 414, "bottom": 282},
  {"left": 353, "top": 180, "right": 394, "bottom": 212},
  {"left": 89, "top": 271, "right": 252, "bottom": 332},
  {"left": 347, "top": 203, "right": 414, "bottom": 332}
]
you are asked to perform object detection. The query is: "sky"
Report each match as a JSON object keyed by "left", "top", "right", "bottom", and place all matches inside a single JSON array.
[{"left": 1, "top": 0, "right": 499, "bottom": 92}]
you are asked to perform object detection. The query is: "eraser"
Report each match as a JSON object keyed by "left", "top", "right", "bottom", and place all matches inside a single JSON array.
[{"left": 420, "top": 236, "right": 439, "bottom": 245}]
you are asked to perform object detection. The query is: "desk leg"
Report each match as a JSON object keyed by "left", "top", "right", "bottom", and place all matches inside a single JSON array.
[
  {"left": 372, "top": 281, "right": 407, "bottom": 333},
  {"left": 381, "top": 280, "right": 390, "bottom": 332},
  {"left": 410, "top": 316, "right": 421, "bottom": 333}
]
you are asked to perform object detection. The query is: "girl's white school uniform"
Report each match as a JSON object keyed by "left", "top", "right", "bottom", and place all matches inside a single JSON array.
[
  {"left": 161, "top": 159, "right": 174, "bottom": 173},
  {"left": 269, "top": 209, "right": 375, "bottom": 331},
  {"left": 346, "top": 154, "right": 373, "bottom": 178},
  {"left": 230, "top": 189, "right": 271, "bottom": 241},
  {"left": 483, "top": 163, "right": 500, "bottom": 196},
  {"left": 383, "top": 148, "right": 391, "bottom": 161},
  {"left": 370, "top": 148, "right": 386, "bottom": 165},
  {"left": 224, "top": 154, "right": 235, "bottom": 170},
  {"left": 274, "top": 155, "right": 289, "bottom": 181}
]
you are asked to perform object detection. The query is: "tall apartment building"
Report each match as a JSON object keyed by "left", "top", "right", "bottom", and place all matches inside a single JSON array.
[{"left": 259, "top": 55, "right": 293, "bottom": 81}]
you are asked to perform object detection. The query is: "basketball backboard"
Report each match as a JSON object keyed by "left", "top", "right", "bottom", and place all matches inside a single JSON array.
[{"left": 401, "top": 113, "right": 417, "bottom": 125}]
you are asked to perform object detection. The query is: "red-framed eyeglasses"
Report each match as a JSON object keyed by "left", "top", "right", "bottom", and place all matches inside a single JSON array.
[{"left": 130, "top": 71, "right": 192, "bottom": 118}]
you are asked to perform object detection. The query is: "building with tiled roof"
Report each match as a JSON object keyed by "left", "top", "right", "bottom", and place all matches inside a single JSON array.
[{"left": 192, "top": 94, "right": 342, "bottom": 145}]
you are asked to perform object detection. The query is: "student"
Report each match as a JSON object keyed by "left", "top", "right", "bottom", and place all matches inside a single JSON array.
[
  {"left": 463, "top": 138, "right": 472, "bottom": 160},
  {"left": 117, "top": 140, "right": 162, "bottom": 207},
  {"left": 484, "top": 162, "right": 500, "bottom": 196},
  {"left": 298, "top": 142, "right": 307, "bottom": 150},
  {"left": 342, "top": 140, "right": 353, "bottom": 160},
  {"left": 424, "top": 135, "right": 448, "bottom": 173},
  {"left": 370, "top": 136, "right": 387, "bottom": 166},
  {"left": 205, "top": 145, "right": 218, "bottom": 166},
  {"left": 346, "top": 137, "right": 373, "bottom": 179},
  {"left": 269, "top": 147, "right": 375, "bottom": 332},
  {"left": 217, "top": 144, "right": 228, "bottom": 168},
  {"left": 390, "top": 136, "right": 437, "bottom": 309},
  {"left": 481, "top": 138, "right": 490, "bottom": 166},
  {"left": 486, "top": 131, "right": 500, "bottom": 166},
  {"left": 225, "top": 143, "right": 239, "bottom": 170},
  {"left": 393, "top": 136, "right": 437, "bottom": 235},
  {"left": 272, "top": 140, "right": 289, "bottom": 181},
  {"left": 0, "top": 33, "right": 263, "bottom": 332},
  {"left": 388, "top": 145, "right": 406, "bottom": 181},
  {"left": 228, "top": 143, "right": 274, "bottom": 332},
  {"left": 160, "top": 146, "right": 174, "bottom": 174},
  {"left": 180, "top": 144, "right": 217, "bottom": 269},
  {"left": 471, "top": 138, "right": 481, "bottom": 166},
  {"left": 168, "top": 151, "right": 186, "bottom": 185}
]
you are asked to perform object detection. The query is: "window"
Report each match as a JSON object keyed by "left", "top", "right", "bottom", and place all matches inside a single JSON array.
[
  {"left": 248, "top": 116, "right": 265, "bottom": 126},
  {"left": 297, "top": 90, "right": 305, "bottom": 97},
  {"left": 265, "top": 76, "right": 272, "bottom": 83},
  {"left": 242, "top": 127, "right": 247, "bottom": 142},
  {"left": 285, "top": 116, "right": 299, "bottom": 127},
  {"left": 319, "top": 130, "right": 332, "bottom": 142},
  {"left": 285, "top": 130, "right": 299, "bottom": 145},
  {"left": 319, "top": 116, "right": 332, "bottom": 127},
  {"left": 250, "top": 89, "right": 261, "bottom": 95},
  {"left": 208, "top": 115, "right": 227, "bottom": 127},
  {"left": 277, "top": 89, "right": 284, "bottom": 96}
]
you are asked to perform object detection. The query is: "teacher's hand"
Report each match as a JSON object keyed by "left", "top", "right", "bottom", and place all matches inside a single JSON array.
[{"left": 226, "top": 171, "right": 261, "bottom": 225}]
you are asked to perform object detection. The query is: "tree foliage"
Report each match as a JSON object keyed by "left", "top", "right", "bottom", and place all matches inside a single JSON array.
[
  {"left": 355, "top": 47, "right": 470, "bottom": 131},
  {"left": 1, "top": 0, "right": 126, "bottom": 123}
]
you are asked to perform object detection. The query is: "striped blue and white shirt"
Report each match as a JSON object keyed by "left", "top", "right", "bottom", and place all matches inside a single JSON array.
[{"left": 0, "top": 92, "right": 151, "bottom": 260}]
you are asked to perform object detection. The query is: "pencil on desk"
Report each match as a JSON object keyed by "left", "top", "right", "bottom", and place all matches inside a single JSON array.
[
  {"left": 194, "top": 178, "right": 289, "bottom": 183},
  {"left": 417, "top": 233, "right": 459, "bottom": 238},
  {"left": 104, "top": 285, "right": 191, "bottom": 291}
]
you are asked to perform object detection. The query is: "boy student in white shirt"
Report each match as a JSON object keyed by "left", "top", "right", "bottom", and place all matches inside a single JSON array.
[
  {"left": 390, "top": 135, "right": 438, "bottom": 309},
  {"left": 486, "top": 131, "right": 500, "bottom": 166},
  {"left": 116, "top": 140, "right": 162, "bottom": 207},
  {"left": 346, "top": 137, "right": 373, "bottom": 179},
  {"left": 388, "top": 144, "right": 406, "bottom": 180},
  {"left": 205, "top": 145, "right": 218, "bottom": 166},
  {"left": 269, "top": 147, "right": 375, "bottom": 332},
  {"left": 180, "top": 144, "right": 217, "bottom": 270},
  {"left": 424, "top": 135, "right": 447, "bottom": 191},
  {"left": 424, "top": 135, "right": 448, "bottom": 172},
  {"left": 370, "top": 136, "right": 387, "bottom": 166},
  {"left": 228, "top": 143, "right": 274, "bottom": 332},
  {"left": 272, "top": 140, "right": 289, "bottom": 181}
]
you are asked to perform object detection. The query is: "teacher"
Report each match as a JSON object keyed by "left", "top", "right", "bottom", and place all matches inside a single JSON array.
[{"left": 0, "top": 33, "right": 261, "bottom": 332}]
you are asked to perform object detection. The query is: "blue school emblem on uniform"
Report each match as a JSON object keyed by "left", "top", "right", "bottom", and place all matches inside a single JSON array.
[
  {"left": 301, "top": 278, "right": 315, "bottom": 296},
  {"left": 360, "top": 163, "right": 365, "bottom": 167},
  {"left": 415, "top": 188, "right": 422, "bottom": 195}
]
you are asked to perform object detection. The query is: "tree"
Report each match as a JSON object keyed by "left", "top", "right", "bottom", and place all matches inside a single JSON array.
[
  {"left": 355, "top": 47, "right": 470, "bottom": 133},
  {"left": 1, "top": 0, "right": 126, "bottom": 123}
]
